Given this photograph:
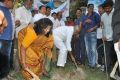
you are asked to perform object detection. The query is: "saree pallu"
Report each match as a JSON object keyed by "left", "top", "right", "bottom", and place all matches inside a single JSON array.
[{"left": 18, "top": 25, "right": 53, "bottom": 80}]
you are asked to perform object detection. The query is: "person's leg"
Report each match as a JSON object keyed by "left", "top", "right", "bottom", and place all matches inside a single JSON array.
[
  {"left": 54, "top": 36, "right": 67, "bottom": 67},
  {"left": 90, "top": 32, "right": 97, "bottom": 67},
  {"left": 0, "top": 40, "right": 12, "bottom": 78},
  {"left": 10, "top": 40, "right": 14, "bottom": 69},
  {"left": 85, "top": 33, "right": 93, "bottom": 67},
  {"left": 80, "top": 33, "right": 86, "bottom": 65},
  {"left": 74, "top": 37, "right": 81, "bottom": 63},
  {"left": 104, "top": 41, "right": 113, "bottom": 73},
  {"left": 56, "top": 42, "right": 67, "bottom": 67},
  {"left": 114, "top": 42, "right": 120, "bottom": 71},
  {"left": 97, "top": 39, "right": 103, "bottom": 66}
]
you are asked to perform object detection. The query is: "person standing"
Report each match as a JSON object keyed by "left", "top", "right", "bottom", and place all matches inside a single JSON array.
[
  {"left": 73, "top": 8, "right": 86, "bottom": 65},
  {"left": 15, "top": 0, "right": 33, "bottom": 38},
  {"left": 0, "top": 0, "right": 14, "bottom": 78},
  {"left": 101, "top": 1, "right": 117, "bottom": 74},
  {"left": 111, "top": 0, "right": 120, "bottom": 79},
  {"left": 83, "top": 4, "right": 100, "bottom": 68},
  {"left": 112, "top": 0, "right": 120, "bottom": 69},
  {"left": 33, "top": 5, "right": 46, "bottom": 22}
]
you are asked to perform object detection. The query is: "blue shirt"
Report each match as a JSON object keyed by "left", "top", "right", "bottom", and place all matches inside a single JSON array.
[
  {"left": 74, "top": 15, "right": 84, "bottom": 25},
  {"left": 0, "top": 6, "right": 13, "bottom": 40},
  {"left": 82, "top": 12, "right": 100, "bottom": 31}
]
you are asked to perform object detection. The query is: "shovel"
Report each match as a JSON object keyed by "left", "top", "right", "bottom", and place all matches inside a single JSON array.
[{"left": 69, "top": 51, "right": 78, "bottom": 68}]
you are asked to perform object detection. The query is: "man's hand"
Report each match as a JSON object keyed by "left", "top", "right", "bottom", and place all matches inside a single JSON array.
[
  {"left": 85, "top": 19, "right": 92, "bottom": 23},
  {"left": 102, "top": 36, "right": 107, "bottom": 41},
  {"left": 118, "top": 40, "right": 120, "bottom": 51},
  {"left": 86, "top": 27, "right": 95, "bottom": 33},
  {"left": 15, "top": 20, "right": 21, "bottom": 27}
]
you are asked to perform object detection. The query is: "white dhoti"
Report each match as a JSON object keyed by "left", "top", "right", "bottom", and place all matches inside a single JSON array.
[
  {"left": 54, "top": 35, "right": 68, "bottom": 67},
  {"left": 53, "top": 26, "right": 74, "bottom": 67},
  {"left": 114, "top": 42, "right": 120, "bottom": 70}
]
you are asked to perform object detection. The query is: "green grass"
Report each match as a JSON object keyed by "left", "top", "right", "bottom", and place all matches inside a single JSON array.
[{"left": 12, "top": 61, "right": 107, "bottom": 80}]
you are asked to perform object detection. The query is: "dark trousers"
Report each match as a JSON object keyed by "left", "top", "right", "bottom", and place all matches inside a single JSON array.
[
  {"left": 97, "top": 39, "right": 104, "bottom": 65},
  {"left": 10, "top": 40, "right": 14, "bottom": 69},
  {"left": 104, "top": 41, "right": 117, "bottom": 73},
  {"left": 0, "top": 40, "right": 12, "bottom": 78},
  {"left": 72, "top": 30, "right": 86, "bottom": 65}
]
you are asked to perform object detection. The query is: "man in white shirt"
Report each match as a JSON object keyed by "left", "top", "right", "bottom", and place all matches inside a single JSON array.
[
  {"left": 57, "top": 12, "right": 65, "bottom": 26},
  {"left": 15, "top": 0, "right": 33, "bottom": 38},
  {"left": 46, "top": 6, "right": 53, "bottom": 21},
  {"left": 51, "top": 12, "right": 61, "bottom": 29},
  {"left": 53, "top": 26, "right": 74, "bottom": 67},
  {"left": 33, "top": 5, "right": 46, "bottom": 22},
  {"left": 101, "top": 1, "right": 116, "bottom": 74}
]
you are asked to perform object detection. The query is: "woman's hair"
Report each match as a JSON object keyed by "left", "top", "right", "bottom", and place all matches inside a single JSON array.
[{"left": 34, "top": 18, "right": 53, "bottom": 37}]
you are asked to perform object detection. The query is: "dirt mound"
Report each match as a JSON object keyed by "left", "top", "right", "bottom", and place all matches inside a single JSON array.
[{"left": 51, "top": 68, "right": 86, "bottom": 80}]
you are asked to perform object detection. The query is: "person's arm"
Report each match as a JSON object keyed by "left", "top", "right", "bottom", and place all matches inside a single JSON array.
[
  {"left": 20, "top": 44, "right": 27, "bottom": 69},
  {"left": 15, "top": 8, "right": 21, "bottom": 27},
  {"left": 0, "top": 10, "right": 8, "bottom": 33},
  {"left": 112, "top": 0, "right": 120, "bottom": 48},
  {"left": 0, "top": 10, "right": 7, "bottom": 27},
  {"left": 87, "top": 13, "right": 101, "bottom": 32},
  {"left": 25, "top": 68, "right": 40, "bottom": 80},
  {"left": 20, "top": 26, "right": 37, "bottom": 68}
]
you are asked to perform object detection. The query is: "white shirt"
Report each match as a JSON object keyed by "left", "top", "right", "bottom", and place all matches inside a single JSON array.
[
  {"left": 97, "top": 27, "right": 103, "bottom": 39},
  {"left": 53, "top": 26, "right": 74, "bottom": 51},
  {"left": 101, "top": 10, "right": 114, "bottom": 41},
  {"left": 11, "top": 12, "right": 15, "bottom": 40},
  {"left": 15, "top": 6, "right": 32, "bottom": 38},
  {"left": 51, "top": 18, "right": 65, "bottom": 29},
  {"left": 59, "top": 20, "right": 65, "bottom": 26},
  {"left": 33, "top": 13, "right": 46, "bottom": 22},
  {"left": 15, "top": 6, "right": 32, "bottom": 25},
  {"left": 50, "top": 17, "right": 60, "bottom": 29},
  {"left": 46, "top": 15, "right": 53, "bottom": 21}
]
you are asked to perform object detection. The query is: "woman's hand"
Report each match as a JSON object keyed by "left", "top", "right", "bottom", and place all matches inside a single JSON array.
[
  {"left": 25, "top": 68, "right": 40, "bottom": 80},
  {"left": 22, "top": 63, "right": 27, "bottom": 69}
]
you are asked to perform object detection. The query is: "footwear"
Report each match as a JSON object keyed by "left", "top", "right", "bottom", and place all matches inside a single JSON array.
[
  {"left": 100, "top": 65, "right": 104, "bottom": 72},
  {"left": 96, "top": 64, "right": 101, "bottom": 68}
]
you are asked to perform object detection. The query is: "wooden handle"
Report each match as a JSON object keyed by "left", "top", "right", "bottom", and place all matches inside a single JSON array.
[{"left": 25, "top": 68, "right": 40, "bottom": 80}]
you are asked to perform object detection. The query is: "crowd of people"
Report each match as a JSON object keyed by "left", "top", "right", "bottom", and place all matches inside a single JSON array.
[{"left": 0, "top": 0, "right": 120, "bottom": 80}]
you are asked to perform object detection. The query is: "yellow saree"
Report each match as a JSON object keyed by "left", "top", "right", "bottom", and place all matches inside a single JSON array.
[{"left": 18, "top": 24, "right": 54, "bottom": 80}]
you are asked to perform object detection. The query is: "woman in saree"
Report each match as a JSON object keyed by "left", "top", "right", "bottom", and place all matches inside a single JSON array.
[{"left": 18, "top": 18, "right": 54, "bottom": 80}]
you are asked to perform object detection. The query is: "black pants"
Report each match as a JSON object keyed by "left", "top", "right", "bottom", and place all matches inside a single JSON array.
[
  {"left": 72, "top": 31, "right": 86, "bottom": 65},
  {"left": 10, "top": 40, "right": 14, "bottom": 69},
  {"left": 0, "top": 40, "right": 12, "bottom": 78},
  {"left": 104, "top": 41, "right": 117, "bottom": 73},
  {"left": 97, "top": 39, "right": 104, "bottom": 65}
]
